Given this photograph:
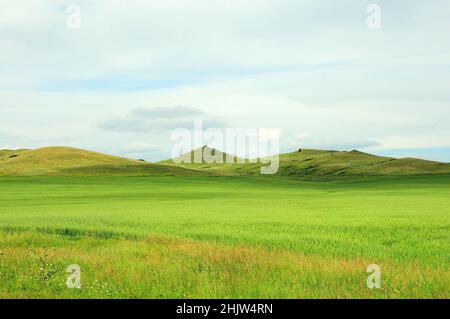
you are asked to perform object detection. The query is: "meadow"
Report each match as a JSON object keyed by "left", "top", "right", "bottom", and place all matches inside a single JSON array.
[{"left": 0, "top": 175, "right": 449, "bottom": 298}]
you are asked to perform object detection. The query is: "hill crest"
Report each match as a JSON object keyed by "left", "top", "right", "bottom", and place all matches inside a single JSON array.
[
  {"left": 162, "top": 145, "right": 244, "bottom": 165},
  {"left": 1, "top": 146, "right": 449, "bottom": 178},
  {"left": 162, "top": 146, "right": 450, "bottom": 178},
  {"left": 0, "top": 146, "right": 205, "bottom": 176}
]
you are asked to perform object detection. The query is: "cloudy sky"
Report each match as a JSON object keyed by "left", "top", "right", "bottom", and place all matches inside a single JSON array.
[{"left": 1, "top": 0, "right": 450, "bottom": 161}]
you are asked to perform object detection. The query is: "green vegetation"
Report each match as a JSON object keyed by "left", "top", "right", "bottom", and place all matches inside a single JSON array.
[
  {"left": 1, "top": 146, "right": 448, "bottom": 298},
  {"left": 162, "top": 145, "right": 244, "bottom": 165},
  {"left": 2, "top": 146, "right": 449, "bottom": 178},
  {"left": 0, "top": 147, "right": 204, "bottom": 177},
  {"left": 1, "top": 175, "right": 449, "bottom": 298},
  {"left": 163, "top": 147, "right": 450, "bottom": 178},
  {"left": 0, "top": 149, "right": 30, "bottom": 160}
]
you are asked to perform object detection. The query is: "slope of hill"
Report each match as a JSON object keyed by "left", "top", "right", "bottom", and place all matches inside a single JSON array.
[
  {"left": 1, "top": 146, "right": 449, "bottom": 178},
  {"left": 162, "top": 147, "right": 450, "bottom": 178},
  {"left": 0, "top": 149, "right": 30, "bottom": 160},
  {"left": 159, "top": 145, "right": 245, "bottom": 175},
  {"left": 266, "top": 149, "right": 450, "bottom": 178},
  {"left": 0, "top": 146, "right": 205, "bottom": 176}
]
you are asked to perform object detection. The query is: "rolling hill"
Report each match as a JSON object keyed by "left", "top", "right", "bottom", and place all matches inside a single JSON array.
[
  {"left": 162, "top": 147, "right": 450, "bottom": 178},
  {"left": 168, "top": 145, "right": 243, "bottom": 164},
  {"left": 0, "top": 146, "right": 205, "bottom": 176},
  {"left": 159, "top": 145, "right": 245, "bottom": 175},
  {"left": 0, "top": 149, "right": 30, "bottom": 160},
  {"left": 1, "top": 145, "right": 450, "bottom": 178}
]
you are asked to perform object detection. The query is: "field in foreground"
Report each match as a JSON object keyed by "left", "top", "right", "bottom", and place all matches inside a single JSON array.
[{"left": 0, "top": 175, "right": 449, "bottom": 298}]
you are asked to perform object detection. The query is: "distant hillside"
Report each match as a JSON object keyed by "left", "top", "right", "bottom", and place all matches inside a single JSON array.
[
  {"left": 162, "top": 147, "right": 450, "bottom": 178},
  {"left": 163, "top": 145, "right": 243, "bottom": 164},
  {"left": 0, "top": 149, "right": 30, "bottom": 160},
  {"left": 0, "top": 146, "right": 205, "bottom": 176},
  {"left": 1, "top": 146, "right": 449, "bottom": 178},
  {"left": 159, "top": 145, "right": 245, "bottom": 175}
]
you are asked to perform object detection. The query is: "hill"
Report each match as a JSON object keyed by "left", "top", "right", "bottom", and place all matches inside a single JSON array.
[
  {"left": 1, "top": 146, "right": 449, "bottom": 178},
  {"left": 162, "top": 145, "right": 244, "bottom": 164},
  {"left": 0, "top": 146, "right": 205, "bottom": 176},
  {"left": 162, "top": 147, "right": 450, "bottom": 178},
  {"left": 0, "top": 149, "right": 30, "bottom": 160},
  {"left": 159, "top": 145, "right": 245, "bottom": 175}
]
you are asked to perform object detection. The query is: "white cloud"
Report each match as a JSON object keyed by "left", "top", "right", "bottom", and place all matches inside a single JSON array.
[{"left": 98, "top": 106, "right": 226, "bottom": 132}]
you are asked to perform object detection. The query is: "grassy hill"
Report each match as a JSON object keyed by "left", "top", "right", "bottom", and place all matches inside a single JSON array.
[
  {"left": 1, "top": 145, "right": 449, "bottom": 178},
  {"left": 160, "top": 145, "right": 245, "bottom": 175},
  {"left": 0, "top": 149, "right": 30, "bottom": 160},
  {"left": 162, "top": 147, "right": 450, "bottom": 178},
  {"left": 0, "top": 146, "right": 205, "bottom": 176}
]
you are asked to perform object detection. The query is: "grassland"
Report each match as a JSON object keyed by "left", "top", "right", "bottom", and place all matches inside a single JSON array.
[
  {"left": 163, "top": 147, "right": 450, "bottom": 178},
  {"left": 3, "top": 146, "right": 449, "bottom": 179},
  {"left": 0, "top": 147, "right": 205, "bottom": 177},
  {"left": 0, "top": 175, "right": 449, "bottom": 298}
]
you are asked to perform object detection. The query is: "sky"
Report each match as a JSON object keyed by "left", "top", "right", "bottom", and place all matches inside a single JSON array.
[{"left": 1, "top": 0, "right": 450, "bottom": 162}]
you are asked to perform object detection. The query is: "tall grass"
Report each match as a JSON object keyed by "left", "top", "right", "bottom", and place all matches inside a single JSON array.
[{"left": 0, "top": 175, "right": 449, "bottom": 298}]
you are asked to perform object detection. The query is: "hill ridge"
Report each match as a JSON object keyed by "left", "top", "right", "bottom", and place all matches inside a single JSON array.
[
  {"left": 1, "top": 145, "right": 450, "bottom": 178},
  {"left": 162, "top": 146, "right": 450, "bottom": 178},
  {"left": 161, "top": 145, "right": 244, "bottom": 165},
  {"left": 0, "top": 146, "right": 205, "bottom": 177}
]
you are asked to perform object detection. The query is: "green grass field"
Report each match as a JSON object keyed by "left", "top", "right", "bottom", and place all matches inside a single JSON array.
[{"left": 1, "top": 175, "right": 449, "bottom": 298}]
